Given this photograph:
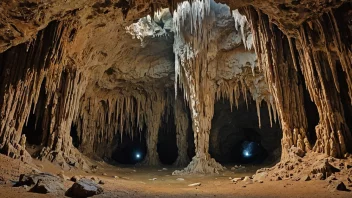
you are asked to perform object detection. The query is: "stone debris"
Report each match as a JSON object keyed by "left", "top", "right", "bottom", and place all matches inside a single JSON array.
[
  {"left": 243, "top": 176, "right": 253, "bottom": 184},
  {"left": 231, "top": 165, "right": 245, "bottom": 171},
  {"left": 188, "top": 183, "right": 201, "bottom": 187},
  {"left": 231, "top": 178, "right": 242, "bottom": 183}
]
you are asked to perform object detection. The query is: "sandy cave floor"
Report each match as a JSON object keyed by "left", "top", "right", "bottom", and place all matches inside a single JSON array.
[{"left": 0, "top": 155, "right": 351, "bottom": 198}]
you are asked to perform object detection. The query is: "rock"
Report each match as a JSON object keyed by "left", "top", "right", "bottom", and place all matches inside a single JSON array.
[
  {"left": 162, "top": 168, "right": 168, "bottom": 171},
  {"left": 30, "top": 178, "right": 65, "bottom": 194},
  {"left": 311, "top": 159, "right": 340, "bottom": 177},
  {"left": 188, "top": 183, "right": 201, "bottom": 187},
  {"left": 71, "top": 176, "right": 80, "bottom": 182},
  {"left": 259, "top": 180, "right": 264, "bottom": 183},
  {"left": 66, "top": 178, "right": 103, "bottom": 197},
  {"left": 16, "top": 173, "right": 63, "bottom": 187},
  {"left": 102, "top": 173, "right": 107, "bottom": 176},
  {"left": 315, "top": 173, "right": 325, "bottom": 180},
  {"left": 300, "top": 174, "right": 311, "bottom": 181},
  {"left": 253, "top": 171, "right": 268, "bottom": 182},
  {"left": 15, "top": 173, "right": 65, "bottom": 194},
  {"left": 289, "top": 146, "right": 305, "bottom": 157},
  {"left": 176, "top": 178, "right": 185, "bottom": 181},
  {"left": 328, "top": 180, "right": 349, "bottom": 191},
  {"left": 98, "top": 180, "right": 105, "bottom": 185},
  {"left": 243, "top": 176, "right": 253, "bottom": 184},
  {"left": 113, "top": 176, "right": 119, "bottom": 179},
  {"left": 231, "top": 178, "right": 242, "bottom": 183},
  {"left": 149, "top": 178, "right": 157, "bottom": 181}
]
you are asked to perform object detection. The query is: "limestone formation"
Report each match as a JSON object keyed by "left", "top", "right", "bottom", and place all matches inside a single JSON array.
[{"left": 0, "top": 0, "right": 351, "bottom": 179}]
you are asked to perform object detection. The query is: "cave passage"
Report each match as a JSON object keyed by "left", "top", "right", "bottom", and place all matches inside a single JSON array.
[
  {"left": 21, "top": 112, "right": 43, "bottom": 146},
  {"left": 157, "top": 110, "right": 178, "bottom": 165},
  {"left": 21, "top": 79, "right": 47, "bottom": 146},
  {"left": 210, "top": 97, "right": 282, "bottom": 165},
  {"left": 111, "top": 132, "right": 147, "bottom": 165}
]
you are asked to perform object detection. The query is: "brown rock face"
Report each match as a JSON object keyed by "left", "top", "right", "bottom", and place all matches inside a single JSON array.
[{"left": 0, "top": 0, "right": 351, "bottom": 176}]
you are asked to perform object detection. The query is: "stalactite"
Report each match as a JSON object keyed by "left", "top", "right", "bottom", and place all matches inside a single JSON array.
[
  {"left": 76, "top": 90, "right": 171, "bottom": 164},
  {"left": 0, "top": 20, "right": 88, "bottom": 168},
  {"left": 172, "top": 0, "right": 224, "bottom": 175},
  {"left": 294, "top": 7, "right": 352, "bottom": 158},
  {"left": 242, "top": 2, "right": 352, "bottom": 159},
  {"left": 242, "top": 7, "right": 310, "bottom": 160},
  {"left": 172, "top": 0, "right": 275, "bottom": 174}
]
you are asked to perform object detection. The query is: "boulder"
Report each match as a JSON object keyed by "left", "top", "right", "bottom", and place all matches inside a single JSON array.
[
  {"left": 15, "top": 173, "right": 65, "bottom": 194},
  {"left": 30, "top": 179, "right": 65, "bottom": 194},
  {"left": 16, "top": 173, "right": 63, "bottom": 187},
  {"left": 66, "top": 178, "right": 103, "bottom": 197}
]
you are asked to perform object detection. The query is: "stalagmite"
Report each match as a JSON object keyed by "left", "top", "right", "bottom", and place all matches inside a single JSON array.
[
  {"left": 141, "top": 94, "right": 166, "bottom": 166},
  {"left": 172, "top": 0, "right": 275, "bottom": 174},
  {"left": 172, "top": 0, "right": 224, "bottom": 175}
]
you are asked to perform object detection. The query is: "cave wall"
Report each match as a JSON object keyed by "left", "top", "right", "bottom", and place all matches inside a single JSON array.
[
  {"left": 0, "top": 20, "right": 87, "bottom": 168},
  {"left": 0, "top": 0, "right": 350, "bottom": 174},
  {"left": 242, "top": 2, "right": 352, "bottom": 159}
]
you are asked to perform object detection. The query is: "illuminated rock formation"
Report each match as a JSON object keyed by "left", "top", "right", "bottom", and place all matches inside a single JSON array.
[{"left": 0, "top": 0, "right": 350, "bottom": 177}]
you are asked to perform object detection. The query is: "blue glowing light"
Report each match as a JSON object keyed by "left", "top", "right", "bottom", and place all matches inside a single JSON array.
[
  {"left": 242, "top": 141, "right": 257, "bottom": 158},
  {"left": 136, "top": 153, "right": 141, "bottom": 159}
]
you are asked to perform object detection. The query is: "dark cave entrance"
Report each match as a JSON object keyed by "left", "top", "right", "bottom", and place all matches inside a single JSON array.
[
  {"left": 22, "top": 112, "right": 44, "bottom": 145},
  {"left": 209, "top": 97, "right": 282, "bottom": 165},
  {"left": 337, "top": 61, "right": 352, "bottom": 150},
  {"left": 70, "top": 124, "right": 80, "bottom": 148},
  {"left": 157, "top": 110, "right": 178, "bottom": 165},
  {"left": 21, "top": 79, "right": 47, "bottom": 146},
  {"left": 111, "top": 129, "right": 147, "bottom": 165}
]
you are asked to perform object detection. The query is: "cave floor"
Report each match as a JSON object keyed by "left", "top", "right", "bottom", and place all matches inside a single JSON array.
[{"left": 0, "top": 155, "right": 350, "bottom": 198}]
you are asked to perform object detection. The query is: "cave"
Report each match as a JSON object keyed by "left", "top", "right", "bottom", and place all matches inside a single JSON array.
[
  {"left": 210, "top": 97, "right": 282, "bottom": 165},
  {"left": 0, "top": 0, "right": 351, "bottom": 197},
  {"left": 157, "top": 110, "right": 178, "bottom": 165},
  {"left": 111, "top": 131, "right": 147, "bottom": 165}
]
